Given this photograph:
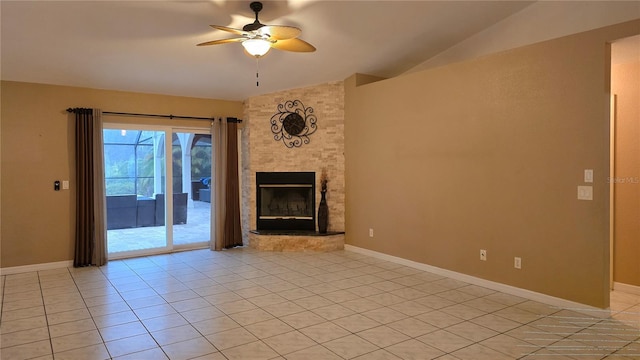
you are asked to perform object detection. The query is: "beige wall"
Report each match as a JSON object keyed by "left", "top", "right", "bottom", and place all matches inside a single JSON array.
[
  {"left": 242, "top": 82, "right": 345, "bottom": 238},
  {"left": 345, "top": 20, "right": 640, "bottom": 308},
  {"left": 0, "top": 81, "right": 243, "bottom": 268},
  {"left": 408, "top": 1, "right": 640, "bottom": 74},
  {"left": 612, "top": 60, "right": 640, "bottom": 286}
]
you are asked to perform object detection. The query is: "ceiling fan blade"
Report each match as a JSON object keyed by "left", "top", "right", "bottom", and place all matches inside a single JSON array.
[
  {"left": 209, "top": 25, "right": 249, "bottom": 36},
  {"left": 258, "top": 25, "right": 301, "bottom": 40},
  {"left": 271, "top": 38, "right": 316, "bottom": 52},
  {"left": 197, "top": 38, "right": 245, "bottom": 47}
]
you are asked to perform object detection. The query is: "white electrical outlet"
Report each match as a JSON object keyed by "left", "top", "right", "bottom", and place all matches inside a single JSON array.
[
  {"left": 514, "top": 257, "right": 522, "bottom": 269},
  {"left": 480, "top": 249, "right": 487, "bottom": 261},
  {"left": 369, "top": 228, "right": 374, "bottom": 237}
]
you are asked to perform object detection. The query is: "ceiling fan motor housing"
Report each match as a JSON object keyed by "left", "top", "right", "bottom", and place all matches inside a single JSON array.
[
  {"left": 243, "top": 2, "right": 265, "bottom": 32},
  {"left": 250, "top": 2, "right": 263, "bottom": 14}
]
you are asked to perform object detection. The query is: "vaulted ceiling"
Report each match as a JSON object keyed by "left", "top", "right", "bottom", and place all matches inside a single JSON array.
[{"left": 1, "top": 1, "right": 638, "bottom": 101}]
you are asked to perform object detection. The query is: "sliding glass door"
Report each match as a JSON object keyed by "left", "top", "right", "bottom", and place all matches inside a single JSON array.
[
  {"left": 103, "top": 125, "right": 211, "bottom": 258},
  {"left": 172, "top": 130, "right": 211, "bottom": 249}
]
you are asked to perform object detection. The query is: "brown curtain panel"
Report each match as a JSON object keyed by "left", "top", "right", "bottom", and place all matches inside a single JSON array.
[
  {"left": 223, "top": 120, "right": 242, "bottom": 248},
  {"left": 211, "top": 118, "right": 243, "bottom": 250},
  {"left": 73, "top": 108, "right": 107, "bottom": 267}
]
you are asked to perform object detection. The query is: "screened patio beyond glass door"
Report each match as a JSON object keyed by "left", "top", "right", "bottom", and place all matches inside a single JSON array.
[
  {"left": 172, "top": 131, "right": 211, "bottom": 249},
  {"left": 103, "top": 127, "right": 211, "bottom": 256}
]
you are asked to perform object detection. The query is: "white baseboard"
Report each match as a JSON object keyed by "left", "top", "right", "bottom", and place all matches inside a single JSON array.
[
  {"left": 613, "top": 282, "right": 640, "bottom": 295},
  {"left": 345, "top": 244, "right": 608, "bottom": 316},
  {"left": 0, "top": 260, "right": 73, "bottom": 276}
]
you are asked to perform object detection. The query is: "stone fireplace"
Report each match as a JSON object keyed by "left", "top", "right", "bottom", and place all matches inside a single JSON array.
[{"left": 242, "top": 81, "right": 346, "bottom": 251}]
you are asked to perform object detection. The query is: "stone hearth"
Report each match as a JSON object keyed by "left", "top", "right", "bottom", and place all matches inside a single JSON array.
[{"left": 249, "top": 231, "right": 345, "bottom": 252}]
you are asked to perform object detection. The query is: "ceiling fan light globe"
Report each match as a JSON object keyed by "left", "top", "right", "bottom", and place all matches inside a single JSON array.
[{"left": 242, "top": 39, "right": 271, "bottom": 57}]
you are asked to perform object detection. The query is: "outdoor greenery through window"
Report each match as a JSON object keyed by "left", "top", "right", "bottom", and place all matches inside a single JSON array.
[
  {"left": 191, "top": 134, "right": 212, "bottom": 181},
  {"left": 103, "top": 130, "right": 212, "bottom": 197}
]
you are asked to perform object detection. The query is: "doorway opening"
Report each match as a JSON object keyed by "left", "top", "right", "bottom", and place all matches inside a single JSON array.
[{"left": 609, "top": 34, "right": 640, "bottom": 312}]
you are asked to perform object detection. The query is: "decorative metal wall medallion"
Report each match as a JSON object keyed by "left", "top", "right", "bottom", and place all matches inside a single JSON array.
[{"left": 270, "top": 100, "right": 317, "bottom": 148}]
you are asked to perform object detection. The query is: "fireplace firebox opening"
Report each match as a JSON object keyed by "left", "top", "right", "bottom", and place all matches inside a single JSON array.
[{"left": 256, "top": 172, "right": 315, "bottom": 231}]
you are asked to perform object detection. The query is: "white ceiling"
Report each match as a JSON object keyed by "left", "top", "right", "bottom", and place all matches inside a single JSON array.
[{"left": 1, "top": 1, "right": 638, "bottom": 101}]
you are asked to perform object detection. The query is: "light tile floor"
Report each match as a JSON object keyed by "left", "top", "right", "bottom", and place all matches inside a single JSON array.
[{"left": 1, "top": 248, "right": 639, "bottom": 360}]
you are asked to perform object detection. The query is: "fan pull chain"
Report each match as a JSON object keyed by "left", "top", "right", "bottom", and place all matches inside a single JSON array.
[{"left": 256, "top": 58, "right": 260, "bottom": 87}]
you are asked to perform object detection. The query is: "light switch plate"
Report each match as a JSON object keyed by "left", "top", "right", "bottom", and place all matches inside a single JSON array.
[
  {"left": 584, "top": 169, "right": 593, "bottom": 183},
  {"left": 578, "top": 186, "right": 593, "bottom": 200},
  {"left": 62, "top": 180, "right": 69, "bottom": 190}
]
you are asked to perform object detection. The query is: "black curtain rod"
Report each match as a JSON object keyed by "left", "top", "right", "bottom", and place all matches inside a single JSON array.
[{"left": 66, "top": 108, "right": 242, "bottom": 123}]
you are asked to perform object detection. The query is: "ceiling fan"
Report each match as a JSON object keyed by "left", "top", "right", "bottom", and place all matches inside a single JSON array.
[{"left": 197, "top": 1, "right": 316, "bottom": 58}]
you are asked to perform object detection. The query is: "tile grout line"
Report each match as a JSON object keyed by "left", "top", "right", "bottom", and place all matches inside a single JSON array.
[
  {"left": 37, "top": 269, "right": 56, "bottom": 359},
  {"left": 0, "top": 274, "right": 4, "bottom": 324}
]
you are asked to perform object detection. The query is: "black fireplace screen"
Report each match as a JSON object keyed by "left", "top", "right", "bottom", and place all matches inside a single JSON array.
[
  {"left": 256, "top": 172, "right": 315, "bottom": 231},
  {"left": 259, "top": 185, "right": 313, "bottom": 219}
]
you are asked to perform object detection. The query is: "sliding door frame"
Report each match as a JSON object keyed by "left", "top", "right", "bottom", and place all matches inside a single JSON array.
[{"left": 103, "top": 123, "right": 212, "bottom": 259}]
